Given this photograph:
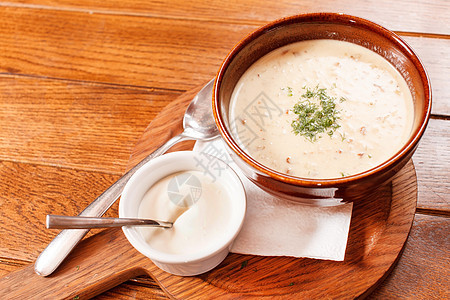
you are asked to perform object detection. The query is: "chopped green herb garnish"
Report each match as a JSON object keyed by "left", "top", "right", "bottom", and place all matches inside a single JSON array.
[
  {"left": 73, "top": 296, "right": 80, "bottom": 300},
  {"left": 287, "top": 87, "right": 293, "bottom": 96},
  {"left": 291, "top": 85, "right": 344, "bottom": 141},
  {"left": 289, "top": 282, "right": 295, "bottom": 286},
  {"left": 282, "top": 86, "right": 293, "bottom": 96}
]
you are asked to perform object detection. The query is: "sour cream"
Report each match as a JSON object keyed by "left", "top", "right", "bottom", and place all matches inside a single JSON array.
[
  {"left": 137, "top": 170, "right": 232, "bottom": 255},
  {"left": 229, "top": 39, "right": 414, "bottom": 179}
]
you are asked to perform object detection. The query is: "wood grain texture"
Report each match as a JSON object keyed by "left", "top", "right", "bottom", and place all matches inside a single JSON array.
[
  {"left": 370, "top": 214, "right": 450, "bottom": 299},
  {"left": 413, "top": 119, "right": 450, "bottom": 212},
  {"left": 0, "top": 7, "right": 448, "bottom": 117},
  {"left": 0, "top": 90, "right": 418, "bottom": 299},
  {"left": 96, "top": 281, "right": 169, "bottom": 300},
  {"left": 0, "top": 75, "right": 180, "bottom": 173},
  {"left": 0, "top": 86, "right": 446, "bottom": 298},
  {"left": 0, "top": 0, "right": 447, "bottom": 298},
  {"left": 401, "top": 36, "right": 450, "bottom": 116},
  {"left": 0, "top": 7, "right": 251, "bottom": 90},
  {"left": 0, "top": 227, "right": 152, "bottom": 299},
  {"left": 0, "top": 259, "right": 170, "bottom": 300},
  {"left": 0, "top": 259, "right": 25, "bottom": 278},
  {"left": 3, "top": 0, "right": 450, "bottom": 35},
  {"left": 0, "top": 160, "right": 121, "bottom": 262}
]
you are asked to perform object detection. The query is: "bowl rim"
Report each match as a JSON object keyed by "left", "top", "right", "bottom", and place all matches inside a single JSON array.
[
  {"left": 213, "top": 12, "right": 432, "bottom": 188},
  {"left": 119, "top": 150, "right": 247, "bottom": 264}
]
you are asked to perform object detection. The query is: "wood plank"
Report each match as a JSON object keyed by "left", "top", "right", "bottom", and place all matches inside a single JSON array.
[
  {"left": 413, "top": 118, "right": 450, "bottom": 212},
  {"left": 402, "top": 36, "right": 450, "bottom": 116},
  {"left": 3, "top": 0, "right": 450, "bottom": 35},
  {"left": 0, "top": 258, "right": 168, "bottom": 300},
  {"left": 0, "top": 160, "right": 121, "bottom": 262},
  {"left": 0, "top": 259, "right": 168, "bottom": 300},
  {"left": 0, "top": 1, "right": 446, "bottom": 298},
  {"left": 0, "top": 259, "right": 168, "bottom": 299},
  {"left": 0, "top": 259, "right": 26, "bottom": 278},
  {"left": 0, "top": 7, "right": 250, "bottom": 90},
  {"left": 0, "top": 254, "right": 167, "bottom": 299},
  {"left": 0, "top": 75, "right": 180, "bottom": 174},
  {"left": 370, "top": 214, "right": 450, "bottom": 299},
  {"left": 0, "top": 8, "right": 448, "bottom": 116}
]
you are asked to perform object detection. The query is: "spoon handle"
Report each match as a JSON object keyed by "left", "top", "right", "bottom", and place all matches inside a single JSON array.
[
  {"left": 34, "top": 133, "right": 190, "bottom": 276},
  {"left": 46, "top": 215, "right": 173, "bottom": 229}
]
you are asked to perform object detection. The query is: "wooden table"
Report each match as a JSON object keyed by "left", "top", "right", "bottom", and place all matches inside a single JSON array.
[{"left": 0, "top": 1, "right": 448, "bottom": 299}]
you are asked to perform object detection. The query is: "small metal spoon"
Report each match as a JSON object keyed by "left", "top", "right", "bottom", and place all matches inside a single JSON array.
[
  {"left": 35, "top": 79, "right": 218, "bottom": 276},
  {"left": 46, "top": 215, "right": 173, "bottom": 229}
]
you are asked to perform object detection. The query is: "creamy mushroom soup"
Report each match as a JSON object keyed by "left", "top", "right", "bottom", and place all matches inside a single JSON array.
[{"left": 229, "top": 39, "right": 414, "bottom": 179}]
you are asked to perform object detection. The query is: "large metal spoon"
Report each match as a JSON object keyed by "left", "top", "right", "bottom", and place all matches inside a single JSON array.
[
  {"left": 46, "top": 215, "right": 173, "bottom": 229},
  {"left": 35, "top": 79, "right": 218, "bottom": 276}
]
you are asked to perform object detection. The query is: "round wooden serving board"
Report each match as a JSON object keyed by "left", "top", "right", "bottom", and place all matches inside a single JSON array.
[{"left": 0, "top": 84, "right": 417, "bottom": 299}]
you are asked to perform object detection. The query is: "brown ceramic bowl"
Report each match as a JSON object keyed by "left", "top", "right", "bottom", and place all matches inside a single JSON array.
[{"left": 213, "top": 13, "right": 431, "bottom": 204}]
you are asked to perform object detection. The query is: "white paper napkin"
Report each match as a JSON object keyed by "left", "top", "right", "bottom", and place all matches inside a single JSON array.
[{"left": 194, "top": 138, "right": 353, "bottom": 261}]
